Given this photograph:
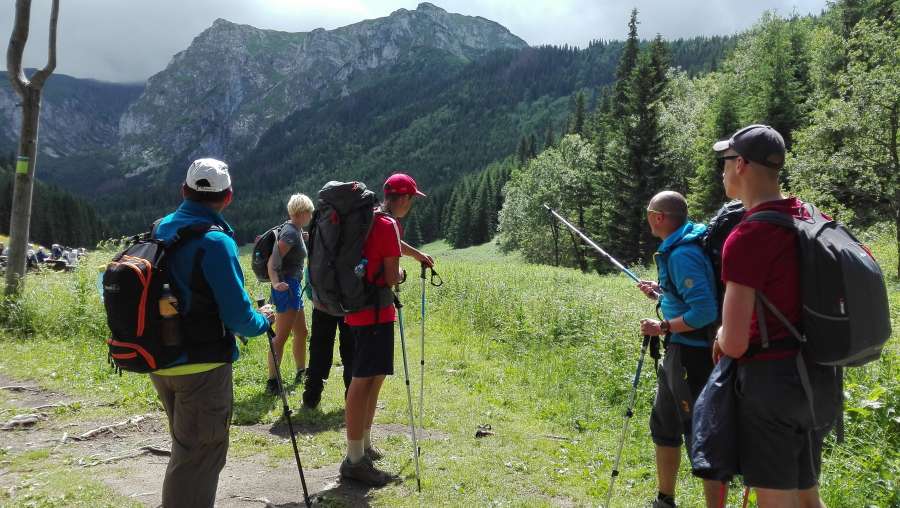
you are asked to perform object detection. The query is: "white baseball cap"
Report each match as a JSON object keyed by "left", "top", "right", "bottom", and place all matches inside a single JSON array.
[{"left": 186, "top": 158, "right": 232, "bottom": 192}]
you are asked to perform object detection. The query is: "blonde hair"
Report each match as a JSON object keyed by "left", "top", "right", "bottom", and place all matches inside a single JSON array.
[{"left": 287, "top": 193, "right": 314, "bottom": 217}]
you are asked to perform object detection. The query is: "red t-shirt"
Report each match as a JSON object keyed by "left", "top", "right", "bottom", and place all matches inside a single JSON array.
[
  {"left": 344, "top": 213, "right": 402, "bottom": 327},
  {"left": 721, "top": 197, "right": 810, "bottom": 360}
]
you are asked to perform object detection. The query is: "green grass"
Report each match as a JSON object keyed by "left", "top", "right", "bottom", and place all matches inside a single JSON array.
[
  {"left": 0, "top": 447, "right": 142, "bottom": 507},
  {"left": 0, "top": 225, "right": 897, "bottom": 506}
]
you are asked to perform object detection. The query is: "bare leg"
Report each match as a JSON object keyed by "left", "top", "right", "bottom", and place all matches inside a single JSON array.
[
  {"left": 364, "top": 375, "right": 386, "bottom": 431},
  {"left": 703, "top": 480, "right": 727, "bottom": 508},
  {"left": 291, "top": 308, "right": 308, "bottom": 371},
  {"left": 756, "top": 488, "right": 800, "bottom": 508},
  {"left": 798, "top": 486, "right": 826, "bottom": 508},
  {"left": 346, "top": 377, "right": 375, "bottom": 441},
  {"left": 656, "top": 445, "right": 680, "bottom": 496},
  {"left": 267, "top": 309, "right": 297, "bottom": 379}
]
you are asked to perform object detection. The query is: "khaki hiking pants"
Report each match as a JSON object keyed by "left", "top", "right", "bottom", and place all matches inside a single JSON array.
[{"left": 150, "top": 364, "right": 233, "bottom": 508}]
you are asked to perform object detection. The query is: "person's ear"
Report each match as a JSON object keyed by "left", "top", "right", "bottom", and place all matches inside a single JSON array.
[{"left": 735, "top": 156, "right": 748, "bottom": 175}]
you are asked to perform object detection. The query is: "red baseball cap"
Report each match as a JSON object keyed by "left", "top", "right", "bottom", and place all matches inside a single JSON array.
[{"left": 383, "top": 173, "right": 426, "bottom": 197}]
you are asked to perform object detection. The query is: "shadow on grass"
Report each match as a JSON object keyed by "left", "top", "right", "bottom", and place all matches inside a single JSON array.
[
  {"left": 232, "top": 387, "right": 280, "bottom": 425},
  {"left": 267, "top": 406, "right": 345, "bottom": 437},
  {"left": 309, "top": 480, "right": 377, "bottom": 507}
]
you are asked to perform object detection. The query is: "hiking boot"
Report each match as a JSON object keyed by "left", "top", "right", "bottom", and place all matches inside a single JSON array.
[
  {"left": 365, "top": 445, "right": 384, "bottom": 461},
  {"left": 294, "top": 368, "right": 306, "bottom": 385},
  {"left": 650, "top": 498, "right": 676, "bottom": 508},
  {"left": 302, "top": 377, "right": 324, "bottom": 409},
  {"left": 265, "top": 378, "right": 281, "bottom": 396},
  {"left": 339, "top": 456, "right": 390, "bottom": 487}
]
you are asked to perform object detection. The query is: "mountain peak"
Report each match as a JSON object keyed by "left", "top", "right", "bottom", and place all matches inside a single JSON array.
[
  {"left": 120, "top": 4, "right": 528, "bottom": 174},
  {"left": 416, "top": 2, "right": 447, "bottom": 13},
  {"left": 211, "top": 18, "right": 235, "bottom": 28}
]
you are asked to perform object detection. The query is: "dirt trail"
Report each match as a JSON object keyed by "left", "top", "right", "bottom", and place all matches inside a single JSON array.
[{"left": 0, "top": 374, "right": 387, "bottom": 507}]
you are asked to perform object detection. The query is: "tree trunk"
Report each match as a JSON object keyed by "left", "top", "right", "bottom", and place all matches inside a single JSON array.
[
  {"left": 5, "top": 89, "right": 41, "bottom": 295},
  {"left": 5, "top": 0, "right": 59, "bottom": 295},
  {"left": 576, "top": 207, "right": 588, "bottom": 272}
]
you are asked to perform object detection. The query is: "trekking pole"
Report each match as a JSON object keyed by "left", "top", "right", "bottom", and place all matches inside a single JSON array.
[
  {"left": 257, "top": 299, "right": 312, "bottom": 508},
  {"left": 604, "top": 334, "right": 654, "bottom": 508},
  {"left": 394, "top": 290, "right": 423, "bottom": 492},
  {"left": 542, "top": 205, "right": 661, "bottom": 298},
  {"left": 417, "top": 264, "right": 442, "bottom": 436},
  {"left": 418, "top": 263, "right": 426, "bottom": 437}
]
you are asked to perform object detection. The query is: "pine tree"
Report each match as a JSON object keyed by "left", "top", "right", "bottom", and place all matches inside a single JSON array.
[
  {"left": 614, "top": 9, "right": 640, "bottom": 118},
  {"left": 569, "top": 90, "right": 586, "bottom": 136},
  {"left": 472, "top": 174, "right": 494, "bottom": 244},
  {"left": 689, "top": 81, "right": 740, "bottom": 220},
  {"left": 598, "top": 21, "right": 671, "bottom": 263},
  {"left": 544, "top": 124, "right": 556, "bottom": 149},
  {"left": 517, "top": 136, "right": 529, "bottom": 167}
]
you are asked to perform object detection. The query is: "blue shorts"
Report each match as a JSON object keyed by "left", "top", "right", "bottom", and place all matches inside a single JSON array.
[{"left": 271, "top": 277, "right": 304, "bottom": 313}]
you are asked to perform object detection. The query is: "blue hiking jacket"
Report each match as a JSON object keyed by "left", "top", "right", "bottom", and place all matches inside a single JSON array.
[
  {"left": 656, "top": 221, "right": 718, "bottom": 347},
  {"left": 154, "top": 200, "right": 270, "bottom": 364}
]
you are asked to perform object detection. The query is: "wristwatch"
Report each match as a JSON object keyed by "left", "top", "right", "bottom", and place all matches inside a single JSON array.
[{"left": 660, "top": 320, "right": 671, "bottom": 333}]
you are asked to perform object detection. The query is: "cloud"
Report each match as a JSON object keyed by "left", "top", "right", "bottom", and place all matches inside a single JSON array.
[{"left": 1, "top": 0, "right": 828, "bottom": 83}]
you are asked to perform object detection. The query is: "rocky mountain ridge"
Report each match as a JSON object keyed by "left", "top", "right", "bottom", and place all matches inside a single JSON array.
[
  {"left": 0, "top": 72, "right": 142, "bottom": 160},
  {"left": 117, "top": 2, "right": 528, "bottom": 178}
]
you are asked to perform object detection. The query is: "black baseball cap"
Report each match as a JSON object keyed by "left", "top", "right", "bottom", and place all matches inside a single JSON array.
[{"left": 713, "top": 124, "right": 786, "bottom": 169}]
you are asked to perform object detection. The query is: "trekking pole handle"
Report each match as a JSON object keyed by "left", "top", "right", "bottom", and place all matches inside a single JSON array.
[
  {"left": 255, "top": 298, "right": 276, "bottom": 338},
  {"left": 422, "top": 263, "right": 443, "bottom": 287}
]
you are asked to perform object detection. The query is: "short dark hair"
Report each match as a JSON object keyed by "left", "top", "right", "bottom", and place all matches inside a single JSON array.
[{"left": 182, "top": 183, "right": 231, "bottom": 203}]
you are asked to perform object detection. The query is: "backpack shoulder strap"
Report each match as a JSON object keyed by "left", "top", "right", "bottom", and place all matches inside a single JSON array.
[
  {"left": 169, "top": 223, "right": 224, "bottom": 250},
  {"left": 367, "top": 208, "right": 392, "bottom": 242},
  {"left": 744, "top": 210, "right": 796, "bottom": 230},
  {"left": 150, "top": 218, "right": 164, "bottom": 239}
]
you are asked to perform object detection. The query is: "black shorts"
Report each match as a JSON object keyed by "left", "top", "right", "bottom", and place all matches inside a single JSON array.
[
  {"left": 350, "top": 322, "right": 394, "bottom": 378},
  {"left": 736, "top": 355, "right": 837, "bottom": 490},
  {"left": 650, "top": 343, "right": 714, "bottom": 450}
]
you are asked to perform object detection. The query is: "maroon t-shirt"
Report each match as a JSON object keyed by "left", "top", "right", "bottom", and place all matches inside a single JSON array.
[{"left": 721, "top": 197, "right": 811, "bottom": 360}]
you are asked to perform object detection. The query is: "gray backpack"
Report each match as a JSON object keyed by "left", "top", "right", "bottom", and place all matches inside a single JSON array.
[
  {"left": 307, "top": 181, "right": 393, "bottom": 316},
  {"left": 746, "top": 202, "right": 891, "bottom": 439},
  {"left": 747, "top": 203, "right": 891, "bottom": 367}
]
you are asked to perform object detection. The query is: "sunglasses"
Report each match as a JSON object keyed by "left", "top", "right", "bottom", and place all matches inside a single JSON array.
[{"left": 716, "top": 155, "right": 739, "bottom": 172}]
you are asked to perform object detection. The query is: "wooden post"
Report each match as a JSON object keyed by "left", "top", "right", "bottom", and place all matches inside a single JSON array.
[{"left": 5, "top": 0, "right": 59, "bottom": 295}]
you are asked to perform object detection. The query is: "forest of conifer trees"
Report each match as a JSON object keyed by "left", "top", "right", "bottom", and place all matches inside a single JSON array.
[
  {"left": 433, "top": 0, "right": 897, "bottom": 278},
  {"left": 0, "top": 155, "right": 109, "bottom": 248}
]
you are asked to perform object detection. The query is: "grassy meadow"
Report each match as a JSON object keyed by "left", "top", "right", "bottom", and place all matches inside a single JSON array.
[{"left": 0, "top": 225, "right": 897, "bottom": 507}]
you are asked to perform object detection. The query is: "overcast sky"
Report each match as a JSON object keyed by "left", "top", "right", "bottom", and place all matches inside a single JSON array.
[{"left": 2, "top": 0, "right": 829, "bottom": 83}]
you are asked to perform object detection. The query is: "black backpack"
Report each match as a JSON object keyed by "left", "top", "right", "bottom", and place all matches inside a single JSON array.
[
  {"left": 307, "top": 181, "right": 392, "bottom": 316},
  {"left": 701, "top": 200, "right": 891, "bottom": 365},
  {"left": 251, "top": 222, "right": 286, "bottom": 282},
  {"left": 102, "top": 222, "right": 219, "bottom": 373},
  {"left": 746, "top": 203, "right": 891, "bottom": 367},
  {"left": 701, "top": 201, "right": 746, "bottom": 313}
]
